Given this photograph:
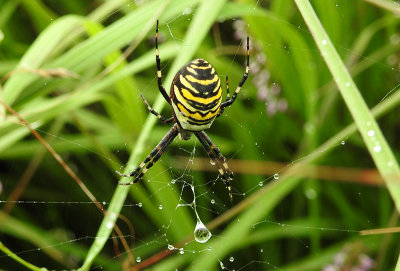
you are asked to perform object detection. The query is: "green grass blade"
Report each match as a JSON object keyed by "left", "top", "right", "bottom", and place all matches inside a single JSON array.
[
  {"left": 1, "top": 15, "right": 82, "bottom": 106},
  {"left": 294, "top": 0, "right": 400, "bottom": 212},
  {"left": 0, "top": 241, "right": 43, "bottom": 271}
]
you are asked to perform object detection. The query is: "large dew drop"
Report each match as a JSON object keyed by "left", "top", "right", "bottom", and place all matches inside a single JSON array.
[{"left": 194, "top": 220, "right": 211, "bottom": 243}]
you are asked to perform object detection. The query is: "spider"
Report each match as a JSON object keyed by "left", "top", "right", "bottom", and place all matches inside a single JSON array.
[{"left": 118, "top": 20, "right": 249, "bottom": 201}]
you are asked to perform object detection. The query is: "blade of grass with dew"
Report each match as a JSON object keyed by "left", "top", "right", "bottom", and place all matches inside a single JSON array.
[
  {"left": 79, "top": 0, "right": 228, "bottom": 268},
  {"left": 294, "top": 0, "right": 400, "bottom": 268},
  {"left": 294, "top": 0, "right": 400, "bottom": 216}
]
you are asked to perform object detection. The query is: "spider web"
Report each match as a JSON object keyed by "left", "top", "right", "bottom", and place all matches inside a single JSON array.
[{"left": 0, "top": 0, "right": 399, "bottom": 270}]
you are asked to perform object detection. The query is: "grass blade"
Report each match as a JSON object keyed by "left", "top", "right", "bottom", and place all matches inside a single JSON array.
[{"left": 294, "top": 0, "right": 400, "bottom": 213}]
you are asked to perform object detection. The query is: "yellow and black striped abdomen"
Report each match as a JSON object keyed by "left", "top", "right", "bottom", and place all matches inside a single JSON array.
[{"left": 170, "top": 59, "right": 222, "bottom": 131}]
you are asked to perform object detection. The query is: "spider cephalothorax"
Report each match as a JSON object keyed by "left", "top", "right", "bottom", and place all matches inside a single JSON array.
[{"left": 118, "top": 20, "right": 249, "bottom": 201}]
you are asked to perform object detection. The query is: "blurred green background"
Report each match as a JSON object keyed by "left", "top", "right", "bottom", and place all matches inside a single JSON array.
[{"left": 1, "top": 0, "right": 400, "bottom": 270}]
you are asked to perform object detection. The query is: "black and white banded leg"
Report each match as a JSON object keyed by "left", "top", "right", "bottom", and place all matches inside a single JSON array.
[
  {"left": 140, "top": 94, "right": 174, "bottom": 124},
  {"left": 217, "top": 36, "right": 250, "bottom": 118},
  {"left": 195, "top": 131, "right": 234, "bottom": 201},
  {"left": 155, "top": 20, "right": 171, "bottom": 104},
  {"left": 117, "top": 124, "right": 179, "bottom": 184},
  {"left": 216, "top": 75, "right": 230, "bottom": 118}
]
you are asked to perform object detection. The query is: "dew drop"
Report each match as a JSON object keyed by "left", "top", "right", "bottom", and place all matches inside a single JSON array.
[
  {"left": 168, "top": 244, "right": 175, "bottom": 250},
  {"left": 106, "top": 222, "right": 113, "bottom": 229},
  {"left": 194, "top": 220, "right": 212, "bottom": 243},
  {"left": 260, "top": 249, "right": 264, "bottom": 253},
  {"left": 179, "top": 248, "right": 184, "bottom": 254},
  {"left": 388, "top": 161, "right": 394, "bottom": 167},
  {"left": 374, "top": 145, "right": 382, "bottom": 152},
  {"left": 210, "top": 159, "right": 216, "bottom": 165},
  {"left": 345, "top": 82, "right": 350, "bottom": 87},
  {"left": 341, "top": 140, "right": 346, "bottom": 145},
  {"left": 305, "top": 188, "right": 317, "bottom": 199},
  {"left": 208, "top": 247, "right": 212, "bottom": 251},
  {"left": 321, "top": 40, "right": 327, "bottom": 45},
  {"left": 211, "top": 199, "right": 215, "bottom": 204},
  {"left": 138, "top": 202, "right": 142, "bottom": 207},
  {"left": 171, "top": 179, "right": 176, "bottom": 184},
  {"left": 368, "top": 130, "right": 375, "bottom": 137},
  {"left": 273, "top": 173, "right": 279, "bottom": 180},
  {"left": 259, "top": 181, "right": 263, "bottom": 186},
  {"left": 159, "top": 204, "right": 163, "bottom": 210},
  {"left": 229, "top": 256, "right": 235, "bottom": 262},
  {"left": 102, "top": 201, "right": 106, "bottom": 205},
  {"left": 136, "top": 257, "right": 141, "bottom": 263}
]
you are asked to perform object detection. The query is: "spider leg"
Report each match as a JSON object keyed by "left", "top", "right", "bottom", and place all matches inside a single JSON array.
[
  {"left": 155, "top": 20, "right": 171, "bottom": 104},
  {"left": 140, "top": 94, "right": 174, "bottom": 124},
  {"left": 195, "top": 131, "right": 234, "bottom": 201},
  {"left": 118, "top": 124, "right": 179, "bottom": 184},
  {"left": 216, "top": 75, "right": 230, "bottom": 118},
  {"left": 219, "top": 37, "right": 249, "bottom": 113}
]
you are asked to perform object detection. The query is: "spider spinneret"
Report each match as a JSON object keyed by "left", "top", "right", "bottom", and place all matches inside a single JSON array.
[{"left": 118, "top": 20, "right": 249, "bottom": 201}]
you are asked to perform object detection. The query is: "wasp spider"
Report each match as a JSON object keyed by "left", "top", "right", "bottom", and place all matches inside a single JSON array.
[{"left": 118, "top": 20, "right": 249, "bottom": 201}]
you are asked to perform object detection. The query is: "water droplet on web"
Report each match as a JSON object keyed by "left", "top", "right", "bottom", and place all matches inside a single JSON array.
[
  {"left": 260, "top": 249, "right": 264, "bottom": 253},
  {"left": 168, "top": 244, "right": 175, "bottom": 250},
  {"left": 136, "top": 257, "right": 141, "bottom": 263},
  {"left": 194, "top": 220, "right": 212, "bottom": 243},
  {"left": 229, "top": 256, "right": 235, "bottom": 262},
  {"left": 179, "top": 248, "right": 184, "bottom": 254},
  {"left": 102, "top": 201, "right": 106, "bottom": 205},
  {"left": 210, "top": 159, "right": 216, "bottom": 165},
  {"left": 159, "top": 204, "right": 163, "bottom": 210},
  {"left": 138, "top": 202, "right": 142, "bottom": 207},
  {"left": 273, "top": 173, "right": 279, "bottom": 180},
  {"left": 259, "top": 181, "right": 263, "bottom": 186},
  {"left": 171, "top": 179, "right": 176, "bottom": 184},
  {"left": 341, "top": 141, "right": 346, "bottom": 145},
  {"left": 211, "top": 199, "right": 215, "bottom": 204},
  {"left": 208, "top": 246, "right": 212, "bottom": 251}
]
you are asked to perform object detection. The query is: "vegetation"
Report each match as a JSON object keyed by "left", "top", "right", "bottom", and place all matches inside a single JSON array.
[{"left": 0, "top": 0, "right": 399, "bottom": 270}]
